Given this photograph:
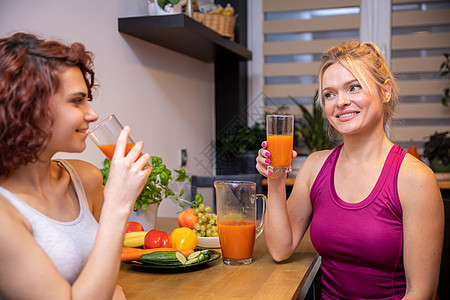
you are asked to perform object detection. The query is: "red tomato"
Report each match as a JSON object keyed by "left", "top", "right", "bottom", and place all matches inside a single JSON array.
[{"left": 144, "top": 229, "right": 171, "bottom": 249}]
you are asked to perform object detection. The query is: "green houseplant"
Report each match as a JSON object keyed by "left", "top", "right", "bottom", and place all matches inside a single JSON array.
[
  {"left": 440, "top": 53, "right": 449, "bottom": 107},
  {"left": 423, "top": 131, "right": 450, "bottom": 173},
  {"left": 157, "top": 0, "right": 181, "bottom": 11},
  {"left": 216, "top": 121, "right": 266, "bottom": 174},
  {"left": 100, "top": 156, "right": 203, "bottom": 211},
  {"left": 289, "top": 92, "right": 332, "bottom": 153},
  {"left": 217, "top": 122, "right": 265, "bottom": 157}
]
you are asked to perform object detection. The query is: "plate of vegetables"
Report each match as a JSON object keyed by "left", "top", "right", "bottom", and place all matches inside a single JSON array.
[{"left": 124, "top": 249, "right": 221, "bottom": 269}]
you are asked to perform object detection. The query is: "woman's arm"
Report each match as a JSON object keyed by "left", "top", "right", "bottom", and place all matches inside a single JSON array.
[
  {"left": 0, "top": 127, "right": 151, "bottom": 300},
  {"left": 72, "top": 127, "right": 151, "bottom": 300},
  {"left": 257, "top": 146, "right": 328, "bottom": 261},
  {"left": 399, "top": 154, "right": 444, "bottom": 299}
]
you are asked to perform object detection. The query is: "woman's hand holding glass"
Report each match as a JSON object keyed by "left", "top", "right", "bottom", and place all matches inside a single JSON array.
[
  {"left": 256, "top": 141, "right": 297, "bottom": 179},
  {"left": 103, "top": 126, "right": 152, "bottom": 214}
]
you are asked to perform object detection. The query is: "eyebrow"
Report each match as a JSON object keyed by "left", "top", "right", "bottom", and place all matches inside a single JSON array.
[
  {"left": 69, "top": 92, "right": 87, "bottom": 98},
  {"left": 322, "top": 79, "right": 359, "bottom": 91}
]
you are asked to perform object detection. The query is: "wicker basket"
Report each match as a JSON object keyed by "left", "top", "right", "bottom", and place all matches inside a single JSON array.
[{"left": 193, "top": 12, "right": 237, "bottom": 40}]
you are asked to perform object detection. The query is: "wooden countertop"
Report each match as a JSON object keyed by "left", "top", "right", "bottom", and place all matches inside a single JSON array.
[{"left": 118, "top": 218, "right": 319, "bottom": 300}]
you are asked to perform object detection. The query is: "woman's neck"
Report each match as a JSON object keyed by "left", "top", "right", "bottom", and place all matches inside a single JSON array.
[
  {"left": 340, "top": 130, "right": 393, "bottom": 165},
  {"left": 1, "top": 159, "right": 63, "bottom": 194}
]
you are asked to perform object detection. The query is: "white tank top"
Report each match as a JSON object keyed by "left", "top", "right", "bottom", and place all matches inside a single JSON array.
[{"left": 0, "top": 159, "right": 99, "bottom": 284}]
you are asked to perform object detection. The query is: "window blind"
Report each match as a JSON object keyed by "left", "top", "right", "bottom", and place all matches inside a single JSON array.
[
  {"left": 262, "top": 0, "right": 450, "bottom": 156},
  {"left": 262, "top": 0, "right": 360, "bottom": 152},
  {"left": 390, "top": 0, "right": 450, "bottom": 153}
]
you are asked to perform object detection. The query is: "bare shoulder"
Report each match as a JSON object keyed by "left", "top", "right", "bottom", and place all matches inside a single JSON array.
[
  {"left": 295, "top": 149, "right": 334, "bottom": 188},
  {"left": 64, "top": 159, "right": 103, "bottom": 188},
  {"left": 398, "top": 154, "right": 441, "bottom": 208},
  {"left": 64, "top": 159, "right": 103, "bottom": 219},
  {"left": 302, "top": 149, "right": 334, "bottom": 175}
]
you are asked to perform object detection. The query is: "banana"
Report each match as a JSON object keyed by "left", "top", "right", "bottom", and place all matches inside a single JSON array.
[
  {"left": 124, "top": 231, "right": 147, "bottom": 248},
  {"left": 223, "top": 4, "right": 234, "bottom": 16}
]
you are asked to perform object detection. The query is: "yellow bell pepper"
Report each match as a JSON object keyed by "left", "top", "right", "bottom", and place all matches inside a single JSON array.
[{"left": 170, "top": 227, "right": 198, "bottom": 250}]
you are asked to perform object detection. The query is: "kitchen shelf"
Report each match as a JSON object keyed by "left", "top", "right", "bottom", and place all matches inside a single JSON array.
[{"left": 118, "top": 14, "right": 252, "bottom": 63}]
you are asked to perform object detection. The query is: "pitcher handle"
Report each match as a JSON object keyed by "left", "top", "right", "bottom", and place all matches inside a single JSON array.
[{"left": 255, "top": 194, "right": 267, "bottom": 239}]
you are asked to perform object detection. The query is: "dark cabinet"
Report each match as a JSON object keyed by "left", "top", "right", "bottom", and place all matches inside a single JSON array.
[{"left": 118, "top": 1, "right": 250, "bottom": 174}]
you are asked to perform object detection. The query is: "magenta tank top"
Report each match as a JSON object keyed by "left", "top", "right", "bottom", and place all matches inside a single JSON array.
[{"left": 310, "top": 144, "right": 407, "bottom": 299}]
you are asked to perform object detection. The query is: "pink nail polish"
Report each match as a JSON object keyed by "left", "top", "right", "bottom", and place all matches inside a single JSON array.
[
  {"left": 265, "top": 159, "right": 270, "bottom": 164},
  {"left": 262, "top": 142, "right": 266, "bottom": 147},
  {"left": 268, "top": 172, "right": 272, "bottom": 176},
  {"left": 265, "top": 152, "right": 270, "bottom": 157},
  {"left": 124, "top": 125, "right": 130, "bottom": 130}
]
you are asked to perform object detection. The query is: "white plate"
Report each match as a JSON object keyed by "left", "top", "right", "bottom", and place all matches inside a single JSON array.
[{"left": 197, "top": 236, "right": 220, "bottom": 249}]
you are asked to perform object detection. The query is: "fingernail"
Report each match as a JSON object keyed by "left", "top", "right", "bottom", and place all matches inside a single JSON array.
[
  {"left": 265, "top": 159, "right": 270, "bottom": 164},
  {"left": 265, "top": 151, "right": 270, "bottom": 157},
  {"left": 268, "top": 172, "right": 272, "bottom": 176},
  {"left": 262, "top": 142, "right": 266, "bottom": 147},
  {"left": 124, "top": 125, "right": 130, "bottom": 130}
]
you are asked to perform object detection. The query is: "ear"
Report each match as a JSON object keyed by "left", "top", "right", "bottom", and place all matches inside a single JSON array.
[{"left": 383, "top": 80, "right": 392, "bottom": 103}]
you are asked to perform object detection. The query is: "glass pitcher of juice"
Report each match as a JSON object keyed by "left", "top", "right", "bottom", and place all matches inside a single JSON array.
[{"left": 214, "top": 180, "right": 266, "bottom": 265}]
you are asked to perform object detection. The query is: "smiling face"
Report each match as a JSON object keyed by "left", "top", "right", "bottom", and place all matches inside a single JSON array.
[
  {"left": 44, "top": 66, "right": 98, "bottom": 155},
  {"left": 321, "top": 63, "right": 385, "bottom": 137}
]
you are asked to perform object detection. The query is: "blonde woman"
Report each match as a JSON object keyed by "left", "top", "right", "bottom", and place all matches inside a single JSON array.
[{"left": 256, "top": 42, "right": 444, "bottom": 299}]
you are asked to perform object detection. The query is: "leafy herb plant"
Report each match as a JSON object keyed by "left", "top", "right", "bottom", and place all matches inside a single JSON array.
[{"left": 100, "top": 156, "right": 203, "bottom": 211}]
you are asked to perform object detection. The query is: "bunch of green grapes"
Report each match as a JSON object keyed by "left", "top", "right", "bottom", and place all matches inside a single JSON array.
[{"left": 192, "top": 203, "right": 219, "bottom": 237}]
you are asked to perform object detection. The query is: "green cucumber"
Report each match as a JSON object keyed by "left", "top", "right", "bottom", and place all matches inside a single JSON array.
[
  {"left": 187, "top": 250, "right": 204, "bottom": 260},
  {"left": 140, "top": 251, "right": 187, "bottom": 266},
  {"left": 185, "top": 250, "right": 211, "bottom": 265}
]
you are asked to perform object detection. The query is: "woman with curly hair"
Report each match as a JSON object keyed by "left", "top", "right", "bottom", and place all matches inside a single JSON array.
[
  {"left": 256, "top": 42, "right": 444, "bottom": 299},
  {"left": 0, "top": 32, "right": 151, "bottom": 299}
]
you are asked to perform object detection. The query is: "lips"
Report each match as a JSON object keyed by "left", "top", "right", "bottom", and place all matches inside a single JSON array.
[{"left": 75, "top": 128, "right": 88, "bottom": 133}]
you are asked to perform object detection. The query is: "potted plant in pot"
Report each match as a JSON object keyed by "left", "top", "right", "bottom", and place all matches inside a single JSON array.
[
  {"left": 423, "top": 131, "right": 450, "bottom": 173},
  {"left": 216, "top": 121, "right": 266, "bottom": 174},
  {"left": 289, "top": 93, "right": 332, "bottom": 154},
  {"left": 100, "top": 156, "right": 203, "bottom": 230},
  {"left": 155, "top": 0, "right": 182, "bottom": 15},
  {"left": 285, "top": 93, "right": 333, "bottom": 176}
]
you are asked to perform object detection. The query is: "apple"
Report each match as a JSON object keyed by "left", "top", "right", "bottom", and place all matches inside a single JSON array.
[
  {"left": 177, "top": 208, "right": 198, "bottom": 229},
  {"left": 126, "top": 221, "right": 144, "bottom": 233}
]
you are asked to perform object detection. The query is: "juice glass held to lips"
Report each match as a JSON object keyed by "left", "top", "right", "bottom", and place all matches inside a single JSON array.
[
  {"left": 214, "top": 180, "right": 266, "bottom": 265},
  {"left": 266, "top": 115, "right": 294, "bottom": 173},
  {"left": 87, "top": 114, "right": 137, "bottom": 160}
]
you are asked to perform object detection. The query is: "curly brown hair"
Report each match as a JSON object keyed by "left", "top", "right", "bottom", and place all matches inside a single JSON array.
[{"left": 0, "top": 32, "right": 96, "bottom": 178}]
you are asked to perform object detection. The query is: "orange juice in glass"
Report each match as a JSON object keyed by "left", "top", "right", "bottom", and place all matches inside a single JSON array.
[
  {"left": 97, "top": 143, "right": 136, "bottom": 161},
  {"left": 266, "top": 115, "right": 294, "bottom": 173},
  {"left": 87, "top": 114, "right": 137, "bottom": 160}
]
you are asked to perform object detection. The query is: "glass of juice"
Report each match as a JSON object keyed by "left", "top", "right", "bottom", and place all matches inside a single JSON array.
[
  {"left": 214, "top": 180, "right": 266, "bottom": 265},
  {"left": 266, "top": 115, "right": 294, "bottom": 173},
  {"left": 87, "top": 114, "right": 136, "bottom": 160}
]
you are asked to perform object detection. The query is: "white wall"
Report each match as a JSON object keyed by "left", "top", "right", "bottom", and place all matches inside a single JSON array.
[{"left": 0, "top": 0, "right": 215, "bottom": 217}]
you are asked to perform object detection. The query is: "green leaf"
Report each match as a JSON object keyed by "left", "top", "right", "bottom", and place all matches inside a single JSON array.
[{"left": 157, "top": 0, "right": 165, "bottom": 9}]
